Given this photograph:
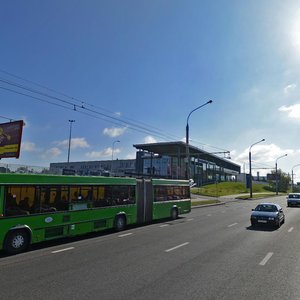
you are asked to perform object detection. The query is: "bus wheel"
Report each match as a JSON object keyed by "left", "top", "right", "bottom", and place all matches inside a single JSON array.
[
  {"left": 4, "top": 230, "right": 30, "bottom": 254},
  {"left": 115, "top": 215, "right": 126, "bottom": 231},
  {"left": 171, "top": 208, "right": 178, "bottom": 220}
]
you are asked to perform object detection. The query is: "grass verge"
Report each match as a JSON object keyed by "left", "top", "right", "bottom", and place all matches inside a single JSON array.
[
  {"left": 192, "top": 199, "right": 221, "bottom": 206},
  {"left": 192, "top": 182, "right": 272, "bottom": 197}
]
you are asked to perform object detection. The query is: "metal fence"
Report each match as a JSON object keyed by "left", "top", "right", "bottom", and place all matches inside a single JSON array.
[{"left": 0, "top": 163, "right": 50, "bottom": 174}]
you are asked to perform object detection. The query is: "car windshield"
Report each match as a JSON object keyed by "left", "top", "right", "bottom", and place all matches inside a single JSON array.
[
  {"left": 255, "top": 204, "right": 278, "bottom": 212},
  {"left": 289, "top": 194, "right": 300, "bottom": 199}
]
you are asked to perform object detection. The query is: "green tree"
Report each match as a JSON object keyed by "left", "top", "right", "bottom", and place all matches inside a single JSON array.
[{"left": 268, "top": 169, "right": 290, "bottom": 193}]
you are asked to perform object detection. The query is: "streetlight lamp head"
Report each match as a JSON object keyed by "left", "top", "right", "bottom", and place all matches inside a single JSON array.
[{"left": 208, "top": 100, "right": 213, "bottom": 104}]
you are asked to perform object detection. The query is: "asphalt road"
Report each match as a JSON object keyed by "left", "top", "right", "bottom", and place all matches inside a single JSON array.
[{"left": 1, "top": 195, "right": 300, "bottom": 300}]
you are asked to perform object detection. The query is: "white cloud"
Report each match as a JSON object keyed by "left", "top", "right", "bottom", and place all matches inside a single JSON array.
[
  {"left": 290, "top": 18, "right": 300, "bottom": 52},
  {"left": 232, "top": 144, "right": 294, "bottom": 174},
  {"left": 230, "top": 150, "right": 237, "bottom": 157},
  {"left": 278, "top": 104, "right": 300, "bottom": 119},
  {"left": 86, "top": 147, "right": 120, "bottom": 159},
  {"left": 144, "top": 136, "right": 157, "bottom": 144},
  {"left": 126, "top": 152, "right": 136, "bottom": 159},
  {"left": 21, "top": 142, "right": 38, "bottom": 152},
  {"left": 103, "top": 127, "right": 127, "bottom": 137},
  {"left": 284, "top": 84, "right": 297, "bottom": 94},
  {"left": 57, "top": 138, "right": 90, "bottom": 149},
  {"left": 235, "top": 144, "right": 293, "bottom": 163},
  {"left": 41, "top": 147, "right": 62, "bottom": 158}
]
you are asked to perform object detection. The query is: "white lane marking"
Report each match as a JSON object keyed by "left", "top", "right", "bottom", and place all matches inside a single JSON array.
[
  {"left": 187, "top": 218, "right": 194, "bottom": 221},
  {"left": 51, "top": 247, "right": 74, "bottom": 254},
  {"left": 288, "top": 227, "right": 294, "bottom": 233},
  {"left": 259, "top": 252, "right": 274, "bottom": 266},
  {"left": 228, "top": 223, "right": 238, "bottom": 228},
  {"left": 207, "top": 214, "right": 212, "bottom": 217},
  {"left": 165, "top": 242, "right": 189, "bottom": 253},
  {"left": 159, "top": 224, "right": 169, "bottom": 228},
  {"left": 118, "top": 233, "right": 133, "bottom": 238}
]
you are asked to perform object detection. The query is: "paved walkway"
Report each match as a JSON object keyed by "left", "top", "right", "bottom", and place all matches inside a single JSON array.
[
  {"left": 191, "top": 194, "right": 234, "bottom": 207},
  {"left": 191, "top": 192, "right": 283, "bottom": 208}
]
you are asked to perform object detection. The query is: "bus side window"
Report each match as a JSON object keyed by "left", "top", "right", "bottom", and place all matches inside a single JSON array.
[
  {"left": 105, "top": 186, "right": 114, "bottom": 206},
  {"left": 93, "top": 186, "right": 107, "bottom": 207},
  {"left": 19, "top": 197, "right": 30, "bottom": 211},
  {"left": 154, "top": 186, "right": 166, "bottom": 202},
  {"left": 53, "top": 198, "right": 67, "bottom": 211},
  {"left": 5, "top": 189, "right": 29, "bottom": 216}
]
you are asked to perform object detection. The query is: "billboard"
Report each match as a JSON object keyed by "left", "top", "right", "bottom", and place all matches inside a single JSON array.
[{"left": 0, "top": 120, "right": 24, "bottom": 159}]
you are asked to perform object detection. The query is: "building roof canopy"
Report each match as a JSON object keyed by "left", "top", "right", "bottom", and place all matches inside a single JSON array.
[{"left": 133, "top": 141, "right": 240, "bottom": 173}]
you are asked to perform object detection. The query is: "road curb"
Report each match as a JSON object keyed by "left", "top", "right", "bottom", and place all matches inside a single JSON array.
[{"left": 191, "top": 201, "right": 226, "bottom": 209}]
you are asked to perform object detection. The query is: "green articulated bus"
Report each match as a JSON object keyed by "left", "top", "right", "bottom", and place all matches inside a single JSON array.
[{"left": 0, "top": 173, "right": 191, "bottom": 254}]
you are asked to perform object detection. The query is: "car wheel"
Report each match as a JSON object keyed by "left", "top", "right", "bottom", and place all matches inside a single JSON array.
[{"left": 277, "top": 219, "right": 281, "bottom": 228}]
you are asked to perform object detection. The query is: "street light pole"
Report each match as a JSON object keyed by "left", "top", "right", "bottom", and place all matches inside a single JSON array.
[
  {"left": 275, "top": 154, "right": 287, "bottom": 195},
  {"left": 249, "top": 139, "right": 265, "bottom": 198},
  {"left": 67, "top": 120, "right": 75, "bottom": 164},
  {"left": 291, "top": 164, "right": 300, "bottom": 192},
  {"left": 111, "top": 140, "right": 120, "bottom": 176},
  {"left": 185, "top": 100, "right": 213, "bottom": 179}
]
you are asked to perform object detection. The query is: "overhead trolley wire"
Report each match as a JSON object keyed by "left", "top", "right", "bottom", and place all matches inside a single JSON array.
[
  {"left": 0, "top": 68, "right": 179, "bottom": 140},
  {"left": 0, "top": 70, "right": 178, "bottom": 140},
  {"left": 0, "top": 77, "right": 178, "bottom": 141},
  {"left": 0, "top": 68, "right": 230, "bottom": 153},
  {"left": 0, "top": 86, "right": 71, "bottom": 110},
  {"left": 190, "top": 138, "right": 231, "bottom": 153},
  {"left": 0, "top": 114, "right": 14, "bottom": 122},
  {"left": 0, "top": 85, "right": 176, "bottom": 141},
  {"left": 250, "top": 160, "right": 274, "bottom": 169}
]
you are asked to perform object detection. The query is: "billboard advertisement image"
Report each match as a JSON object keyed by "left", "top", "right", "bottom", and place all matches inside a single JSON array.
[{"left": 0, "top": 120, "right": 24, "bottom": 159}]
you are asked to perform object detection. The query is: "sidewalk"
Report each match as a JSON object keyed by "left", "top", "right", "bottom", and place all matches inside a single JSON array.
[
  {"left": 191, "top": 193, "right": 278, "bottom": 208},
  {"left": 191, "top": 194, "right": 227, "bottom": 208}
]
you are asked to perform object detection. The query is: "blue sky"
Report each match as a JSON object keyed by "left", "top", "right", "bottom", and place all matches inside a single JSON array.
[{"left": 1, "top": 0, "right": 300, "bottom": 178}]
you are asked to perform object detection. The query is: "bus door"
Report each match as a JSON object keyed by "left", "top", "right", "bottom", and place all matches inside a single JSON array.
[{"left": 136, "top": 179, "right": 153, "bottom": 224}]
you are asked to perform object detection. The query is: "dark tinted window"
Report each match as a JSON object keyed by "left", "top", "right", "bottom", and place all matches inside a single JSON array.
[
  {"left": 4, "top": 184, "right": 136, "bottom": 216},
  {"left": 289, "top": 194, "right": 300, "bottom": 199},
  {"left": 154, "top": 186, "right": 190, "bottom": 202},
  {"left": 255, "top": 204, "right": 278, "bottom": 212}
]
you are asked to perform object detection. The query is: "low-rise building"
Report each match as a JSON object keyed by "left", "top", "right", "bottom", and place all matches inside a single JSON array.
[
  {"left": 49, "top": 141, "right": 241, "bottom": 185},
  {"left": 50, "top": 159, "right": 135, "bottom": 177}
]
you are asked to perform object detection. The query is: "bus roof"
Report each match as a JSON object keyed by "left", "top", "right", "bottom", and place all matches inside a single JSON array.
[
  {"left": 0, "top": 173, "right": 137, "bottom": 185},
  {"left": 151, "top": 178, "right": 190, "bottom": 186}
]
